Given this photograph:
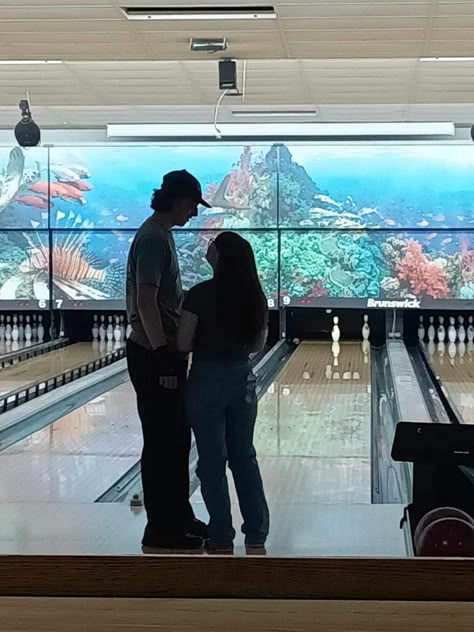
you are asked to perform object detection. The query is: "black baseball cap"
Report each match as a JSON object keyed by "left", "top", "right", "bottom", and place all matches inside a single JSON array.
[{"left": 161, "top": 169, "right": 211, "bottom": 208}]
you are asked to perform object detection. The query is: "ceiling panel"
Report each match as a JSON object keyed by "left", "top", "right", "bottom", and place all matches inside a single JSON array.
[{"left": 0, "top": 1, "right": 471, "bottom": 125}]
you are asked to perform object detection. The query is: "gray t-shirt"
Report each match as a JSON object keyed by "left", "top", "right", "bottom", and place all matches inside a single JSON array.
[{"left": 126, "top": 215, "right": 183, "bottom": 350}]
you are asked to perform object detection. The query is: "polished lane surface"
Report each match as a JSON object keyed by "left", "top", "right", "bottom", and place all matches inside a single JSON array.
[
  {"left": 0, "top": 381, "right": 141, "bottom": 502},
  {"left": 0, "top": 341, "right": 123, "bottom": 397},
  {"left": 0, "top": 341, "right": 371, "bottom": 506},
  {"left": 425, "top": 340, "right": 474, "bottom": 424},
  {"left": 193, "top": 341, "right": 372, "bottom": 507}
]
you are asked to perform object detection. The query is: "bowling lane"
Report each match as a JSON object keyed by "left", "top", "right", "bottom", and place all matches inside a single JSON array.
[
  {"left": 0, "top": 382, "right": 142, "bottom": 502},
  {"left": 425, "top": 341, "right": 474, "bottom": 424},
  {"left": 0, "top": 340, "right": 371, "bottom": 505},
  {"left": 0, "top": 342, "right": 123, "bottom": 397},
  {"left": 195, "top": 341, "right": 372, "bottom": 508}
]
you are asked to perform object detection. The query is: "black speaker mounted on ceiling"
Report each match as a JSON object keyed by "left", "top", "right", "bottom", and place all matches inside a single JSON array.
[
  {"left": 219, "top": 59, "right": 237, "bottom": 90},
  {"left": 14, "top": 99, "right": 41, "bottom": 147}
]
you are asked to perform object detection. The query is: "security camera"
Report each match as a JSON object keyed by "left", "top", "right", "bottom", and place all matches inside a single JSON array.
[{"left": 14, "top": 99, "right": 41, "bottom": 147}]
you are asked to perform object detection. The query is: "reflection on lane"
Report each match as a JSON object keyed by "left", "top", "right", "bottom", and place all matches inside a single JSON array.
[
  {"left": 253, "top": 341, "right": 372, "bottom": 504},
  {"left": 425, "top": 340, "right": 474, "bottom": 424},
  {"left": 0, "top": 382, "right": 141, "bottom": 502},
  {"left": 0, "top": 341, "right": 123, "bottom": 397}
]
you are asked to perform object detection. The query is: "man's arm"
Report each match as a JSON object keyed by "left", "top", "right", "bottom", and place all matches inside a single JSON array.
[
  {"left": 137, "top": 284, "right": 167, "bottom": 350},
  {"left": 248, "top": 327, "right": 268, "bottom": 353},
  {"left": 135, "top": 235, "right": 169, "bottom": 351}
]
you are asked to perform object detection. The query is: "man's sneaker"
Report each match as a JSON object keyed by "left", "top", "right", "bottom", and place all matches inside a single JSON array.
[
  {"left": 142, "top": 532, "right": 203, "bottom": 554},
  {"left": 189, "top": 518, "right": 209, "bottom": 540},
  {"left": 205, "top": 539, "right": 234, "bottom": 555}
]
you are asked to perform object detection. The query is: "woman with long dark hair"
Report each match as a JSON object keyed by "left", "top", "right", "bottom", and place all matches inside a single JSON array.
[{"left": 177, "top": 231, "right": 269, "bottom": 553}]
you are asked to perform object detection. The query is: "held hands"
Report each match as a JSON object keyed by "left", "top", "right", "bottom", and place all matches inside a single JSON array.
[{"left": 154, "top": 345, "right": 179, "bottom": 390}]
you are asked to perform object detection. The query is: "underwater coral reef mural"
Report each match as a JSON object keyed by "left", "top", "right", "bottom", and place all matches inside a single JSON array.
[
  {"left": 48, "top": 145, "right": 277, "bottom": 230},
  {"left": 174, "top": 230, "right": 278, "bottom": 304},
  {"left": 0, "top": 231, "right": 49, "bottom": 302},
  {"left": 281, "top": 231, "right": 474, "bottom": 306},
  {"left": 0, "top": 147, "right": 48, "bottom": 229},
  {"left": 1, "top": 142, "right": 474, "bottom": 308}
]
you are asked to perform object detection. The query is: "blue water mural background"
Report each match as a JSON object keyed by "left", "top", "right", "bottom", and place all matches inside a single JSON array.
[{"left": 0, "top": 143, "right": 473, "bottom": 305}]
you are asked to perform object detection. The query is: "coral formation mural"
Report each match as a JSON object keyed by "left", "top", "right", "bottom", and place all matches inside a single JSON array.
[{"left": 0, "top": 142, "right": 473, "bottom": 307}]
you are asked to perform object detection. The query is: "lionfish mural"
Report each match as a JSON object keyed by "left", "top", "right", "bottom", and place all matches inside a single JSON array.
[{"left": 0, "top": 232, "right": 110, "bottom": 301}]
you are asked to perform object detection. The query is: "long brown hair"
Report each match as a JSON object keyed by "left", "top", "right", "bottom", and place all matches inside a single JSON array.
[{"left": 214, "top": 232, "right": 267, "bottom": 347}]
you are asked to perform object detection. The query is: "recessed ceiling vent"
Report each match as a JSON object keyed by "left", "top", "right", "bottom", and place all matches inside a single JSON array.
[{"left": 121, "top": 6, "right": 276, "bottom": 20}]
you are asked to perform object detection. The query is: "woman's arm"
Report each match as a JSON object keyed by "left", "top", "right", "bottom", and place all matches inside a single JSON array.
[
  {"left": 248, "top": 326, "right": 268, "bottom": 354},
  {"left": 177, "top": 309, "right": 199, "bottom": 353}
]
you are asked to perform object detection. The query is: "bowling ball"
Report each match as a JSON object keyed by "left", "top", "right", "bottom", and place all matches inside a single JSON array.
[
  {"left": 413, "top": 506, "right": 473, "bottom": 549},
  {"left": 416, "top": 517, "right": 474, "bottom": 557}
]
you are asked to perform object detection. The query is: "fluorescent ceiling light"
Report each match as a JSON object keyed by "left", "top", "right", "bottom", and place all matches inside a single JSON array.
[
  {"left": 108, "top": 122, "right": 455, "bottom": 138},
  {"left": 420, "top": 57, "right": 474, "bottom": 62},
  {"left": 0, "top": 60, "right": 62, "bottom": 65},
  {"left": 232, "top": 110, "right": 317, "bottom": 118},
  {"left": 122, "top": 6, "right": 276, "bottom": 20}
]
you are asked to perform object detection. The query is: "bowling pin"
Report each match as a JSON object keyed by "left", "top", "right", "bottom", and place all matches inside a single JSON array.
[
  {"left": 0, "top": 314, "right": 4, "bottom": 342},
  {"left": 325, "top": 364, "right": 333, "bottom": 379},
  {"left": 5, "top": 315, "right": 12, "bottom": 342},
  {"left": 467, "top": 315, "right": 474, "bottom": 342},
  {"left": 114, "top": 316, "right": 122, "bottom": 342},
  {"left": 362, "top": 314, "right": 370, "bottom": 341},
  {"left": 25, "top": 315, "right": 32, "bottom": 342},
  {"left": 448, "top": 316, "right": 457, "bottom": 343},
  {"left": 92, "top": 315, "right": 99, "bottom": 341},
  {"left": 32, "top": 314, "right": 37, "bottom": 341},
  {"left": 458, "top": 315, "right": 466, "bottom": 343},
  {"left": 427, "top": 316, "right": 435, "bottom": 342},
  {"left": 331, "top": 316, "right": 341, "bottom": 343},
  {"left": 107, "top": 315, "right": 114, "bottom": 342},
  {"left": 126, "top": 322, "right": 132, "bottom": 339},
  {"left": 437, "top": 316, "right": 446, "bottom": 343},
  {"left": 362, "top": 339, "right": 370, "bottom": 364},
  {"left": 458, "top": 341, "right": 466, "bottom": 364},
  {"left": 37, "top": 315, "right": 44, "bottom": 342},
  {"left": 12, "top": 315, "right": 19, "bottom": 342},
  {"left": 120, "top": 314, "right": 126, "bottom": 340},
  {"left": 332, "top": 341, "right": 340, "bottom": 366},
  {"left": 302, "top": 362, "right": 311, "bottom": 380},
  {"left": 448, "top": 341, "right": 457, "bottom": 366},
  {"left": 99, "top": 315, "right": 106, "bottom": 341},
  {"left": 428, "top": 340, "right": 435, "bottom": 358},
  {"left": 467, "top": 340, "right": 474, "bottom": 362},
  {"left": 417, "top": 316, "right": 425, "bottom": 342},
  {"left": 332, "top": 372, "right": 340, "bottom": 380},
  {"left": 438, "top": 341, "right": 445, "bottom": 364},
  {"left": 18, "top": 314, "right": 24, "bottom": 342},
  {"left": 92, "top": 339, "right": 99, "bottom": 352}
]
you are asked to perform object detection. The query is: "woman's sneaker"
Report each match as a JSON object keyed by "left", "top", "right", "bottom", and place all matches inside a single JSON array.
[{"left": 245, "top": 536, "right": 267, "bottom": 551}]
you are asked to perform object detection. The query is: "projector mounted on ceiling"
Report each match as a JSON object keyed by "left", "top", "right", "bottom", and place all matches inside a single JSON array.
[{"left": 190, "top": 38, "right": 227, "bottom": 53}]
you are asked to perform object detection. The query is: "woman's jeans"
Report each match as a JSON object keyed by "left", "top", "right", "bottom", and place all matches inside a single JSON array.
[{"left": 186, "top": 360, "right": 269, "bottom": 545}]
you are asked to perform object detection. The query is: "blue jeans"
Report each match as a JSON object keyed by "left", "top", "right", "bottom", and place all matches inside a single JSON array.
[{"left": 186, "top": 360, "right": 269, "bottom": 545}]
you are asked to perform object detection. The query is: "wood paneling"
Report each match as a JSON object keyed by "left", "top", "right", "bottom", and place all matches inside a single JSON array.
[
  {"left": 0, "top": 556, "right": 473, "bottom": 601},
  {"left": 2, "top": 597, "right": 474, "bottom": 632}
]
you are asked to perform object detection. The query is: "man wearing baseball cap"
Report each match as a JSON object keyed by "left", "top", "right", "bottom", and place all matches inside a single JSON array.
[{"left": 126, "top": 170, "right": 211, "bottom": 552}]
